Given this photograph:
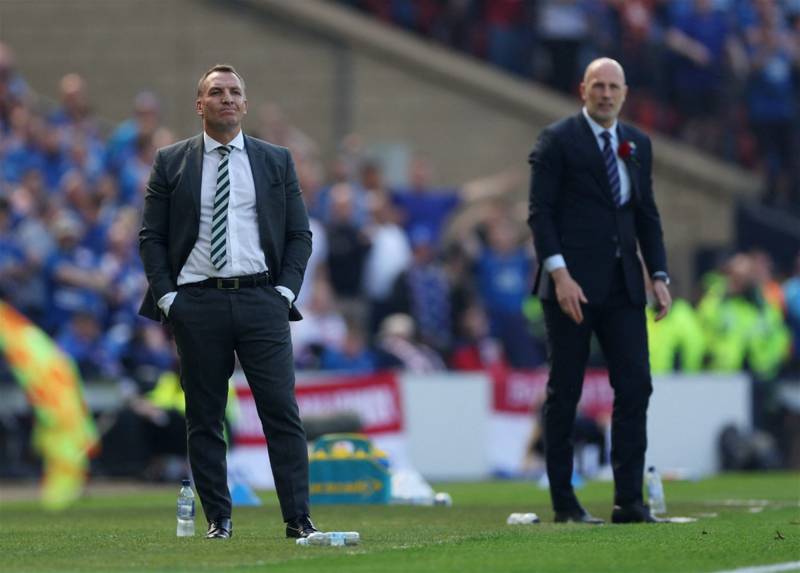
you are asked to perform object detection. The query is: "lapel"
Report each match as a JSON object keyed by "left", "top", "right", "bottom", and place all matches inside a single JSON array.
[
  {"left": 616, "top": 123, "right": 640, "bottom": 203},
  {"left": 244, "top": 135, "right": 281, "bottom": 270},
  {"left": 183, "top": 135, "right": 204, "bottom": 223},
  {"left": 576, "top": 114, "right": 616, "bottom": 207},
  {"left": 244, "top": 135, "right": 267, "bottom": 206},
  {"left": 244, "top": 135, "right": 281, "bottom": 219}
]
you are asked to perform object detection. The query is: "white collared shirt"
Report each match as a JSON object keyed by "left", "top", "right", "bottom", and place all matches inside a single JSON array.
[
  {"left": 543, "top": 108, "right": 632, "bottom": 274},
  {"left": 177, "top": 131, "right": 267, "bottom": 285}
]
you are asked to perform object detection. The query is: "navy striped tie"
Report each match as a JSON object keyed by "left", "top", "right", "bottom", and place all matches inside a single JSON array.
[
  {"left": 210, "top": 145, "right": 231, "bottom": 270},
  {"left": 600, "top": 131, "right": 622, "bottom": 207}
]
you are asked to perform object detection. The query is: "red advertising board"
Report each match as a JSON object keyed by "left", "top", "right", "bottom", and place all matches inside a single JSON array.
[
  {"left": 492, "top": 368, "right": 614, "bottom": 420},
  {"left": 233, "top": 372, "right": 403, "bottom": 446}
]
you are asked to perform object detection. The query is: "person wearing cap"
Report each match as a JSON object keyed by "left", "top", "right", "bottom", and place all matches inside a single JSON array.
[{"left": 138, "top": 64, "right": 317, "bottom": 540}]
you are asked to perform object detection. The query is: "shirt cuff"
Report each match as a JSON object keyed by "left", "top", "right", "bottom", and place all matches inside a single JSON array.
[
  {"left": 543, "top": 254, "right": 567, "bottom": 273},
  {"left": 275, "top": 285, "right": 295, "bottom": 308},
  {"left": 157, "top": 291, "right": 178, "bottom": 316}
]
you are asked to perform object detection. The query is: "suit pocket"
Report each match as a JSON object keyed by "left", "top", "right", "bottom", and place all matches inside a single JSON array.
[{"left": 167, "top": 291, "right": 183, "bottom": 321}]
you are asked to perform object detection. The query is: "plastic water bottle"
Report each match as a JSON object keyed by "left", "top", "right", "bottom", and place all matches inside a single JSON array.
[
  {"left": 176, "top": 479, "right": 195, "bottom": 537},
  {"left": 506, "top": 512, "right": 540, "bottom": 525},
  {"left": 297, "top": 532, "right": 360, "bottom": 546},
  {"left": 646, "top": 466, "right": 666, "bottom": 515}
]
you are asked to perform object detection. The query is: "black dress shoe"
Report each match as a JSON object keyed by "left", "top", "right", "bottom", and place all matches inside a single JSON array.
[
  {"left": 554, "top": 507, "right": 605, "bottom": 524},
  {"left": 206, "top": 518, "right": 233, "bottom": 539},
  {"left": 285, "top": 515, "right": 320, "bottom": 538},
  {"left": 611, "top": 504, "right": 668, "bottom": 524}
]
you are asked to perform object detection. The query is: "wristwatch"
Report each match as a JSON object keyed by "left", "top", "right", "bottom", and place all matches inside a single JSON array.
[{"left": 652, "top": 271, "right": 670, "bottom": 286}]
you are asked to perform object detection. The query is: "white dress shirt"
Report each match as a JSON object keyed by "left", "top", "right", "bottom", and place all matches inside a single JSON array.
[
  {"left": 543, "top": 107, "right": 632, "bottom": 274},
  {"left": 158, "top": 131, "right": 292, "bottom": 315}
]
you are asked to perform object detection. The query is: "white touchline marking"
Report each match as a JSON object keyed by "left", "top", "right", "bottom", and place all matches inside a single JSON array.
[{"left": 711, "top": 562, "right": 800, "bottom": 573}]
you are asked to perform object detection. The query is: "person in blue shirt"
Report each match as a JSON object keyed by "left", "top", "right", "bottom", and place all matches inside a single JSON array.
[
  {"left": 390, "top": 156, "right": 521, "bottom": 246},
  {"left": 0, "top": 196, "right": 29, "bottom": 305},
  {"left": 473, "top": 212, "right": 541, "bottom": 367},
  {"left": 42, "top": 212, "right": 109, "bottom": 334},
  {"left": 104, "top": 91, "right": 161, "bottom": 175},
  {"left": 743, "top": 8, "right": 797, "bottom": 206}
]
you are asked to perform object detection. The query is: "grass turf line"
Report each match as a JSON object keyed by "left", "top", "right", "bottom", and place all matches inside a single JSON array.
[{"left": 2, "top": 473, "right": 798, "bottom": 573}]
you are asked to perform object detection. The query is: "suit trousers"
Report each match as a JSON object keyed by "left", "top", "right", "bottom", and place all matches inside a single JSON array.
[
  {"left": 541, "top": 261, "right": 652, "bottom": 511},
  {"left": 169, "top": 284, "right": 309, "bottom": 523}
]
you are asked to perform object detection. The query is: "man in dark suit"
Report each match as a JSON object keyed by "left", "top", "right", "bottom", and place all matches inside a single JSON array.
[
  {"left": 139, "top": 64, "right": 319, "bottom": 539},
  {"left": 528, "top": 58, "right": 672, "bottom": 524}
]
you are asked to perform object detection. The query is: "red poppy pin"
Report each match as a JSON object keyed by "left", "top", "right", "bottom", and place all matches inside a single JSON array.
[
  {"left": 617, "top": 141, "right": 636, "bottom": 161},
  {"left": 618, "top": 140, "right": 636, "bottom": 162}
]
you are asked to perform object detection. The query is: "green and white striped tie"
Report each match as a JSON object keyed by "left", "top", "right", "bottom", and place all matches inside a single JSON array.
[{"left": 210, "top": 145, "right": 231, "bottom": 270}]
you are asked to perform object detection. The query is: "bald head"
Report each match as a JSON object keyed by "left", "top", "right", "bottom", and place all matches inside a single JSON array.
[
  {"left": 580, "top": 58, "right": 628, "bottom": 128},
  {"left": 583, "top": 58, "right": 626, "bottom": 84}
]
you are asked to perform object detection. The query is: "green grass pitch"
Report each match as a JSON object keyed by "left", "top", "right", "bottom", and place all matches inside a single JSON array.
[{"left": 3, "top": 473, "right": 798, "bottom": 572}]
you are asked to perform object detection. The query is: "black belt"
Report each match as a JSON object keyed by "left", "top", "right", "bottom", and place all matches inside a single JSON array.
[{"left": 181, "top": 271, "right": 270, "bottom": 290}]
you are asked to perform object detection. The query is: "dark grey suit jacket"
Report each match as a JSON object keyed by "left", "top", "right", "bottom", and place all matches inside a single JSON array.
[
  {"left": 138, "top": 134, "right": 312, "bottom": 322},
  {"left": 527, "top": 113, "right": 667, "bottom": 305}
]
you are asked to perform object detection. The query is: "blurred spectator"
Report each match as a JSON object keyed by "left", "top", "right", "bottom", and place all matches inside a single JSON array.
[
  {"left": 55, "top": 309, "right": 117, "bottom": 379},
  {"left": 48, "top": 73, "right": 101, "bottom": 143},
  {"left": 373, "top": 313, "right": 445, "bottom": 372},
  {"left": 751, "top": 248, "right": 786, "bottom": 311},
  {"left": 471, "top": 211, "right": 538, "bottom": 367},
  {"left": 391, "top": 156, "right": 460, "bottom": 246},
  {"left": 2, "top": 105, "right": 42, "bottom": 183},
  {"left": 319, "top": 320, "right": 377, "bottom": 372},
  {"left": 60, "top": 171, "right": 108, "bottom": 254},
  {"left": 325, "top": 182, "right": 372, "bottom": 301},
  {"left": 385, "top": 231, "right": 452, "bottom": 353},
  {"left": 0, "top": 42, "right": 29, "bottom": 132},
  {"left": 314, "top": 157, "right": 370, "bottom": 227},
  {"left": 536, "top": 0, "right": 591, "bottom": 93},
  {"left": 784, "top": 252, "right": 800, "bottom": 366},
  {"left": 5, "top": 172, "right": 54, "bottom": 322},
  {"left": 118, "top": 130, "right": 161, "bottom": 207},
  {"left": 646, "top": 297, "right": 706, "bottom": 374},
  {"left": 697, "top": 253, "right": 791, "bottom": 380},
  {"left": 42, "top": 211, "right": 109, "bottom": 334},
  {"left": 449, "top": 302, "right": 508, "bottom": 372},
  {"left": 390, "top": 157, "right": 520, "bottom": 247},
  {"left": 742, "top": 3, "right": 798, "bottom": 207},
  {"left": 105, "top": 90, "right": 161, "bottom": 175},
  {"left": 295, "top": 216, "right": 329, "bottom": 309},
  {"left": 36, "top": 122, "right": 72, "bottom": 191},
  {"left": 362, "top": 191, "right": 412, "bottom": 334},
  {"left": 290, "top": 277, "right": 348, "bottom": 369},
  {"left": 0, "top": 195, "right": 31, "bottom": 307},
  {"left": 119, "top": 320, "right": 175, "bottom": 392},
  {"left": 99, "top": 207, "right": 147, "bottom": 328},
  {"left": 96, "top": 370, "right": 190, "bottom": 481},
  {"left": 485, "top": 0, "right": 534, "bottom": 77},
  {"left": 255, "top": 101, "right": 319, "bottom": 165},
  {"left": 664, "top": 0, "right": 742, "bottom": 153}
]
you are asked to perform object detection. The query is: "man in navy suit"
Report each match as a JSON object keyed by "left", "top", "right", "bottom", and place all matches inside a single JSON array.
[
  {"left": 139, "top": 65, "right": 319, "bottom": 539},
  {"left": 528, "top": 58, "right": 672, "bottom": 524}
]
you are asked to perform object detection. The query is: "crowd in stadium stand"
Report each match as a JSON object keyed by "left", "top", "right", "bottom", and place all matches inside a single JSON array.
[
  {"left": 336, "top": 0, "right": 800, "bottom": 210},
  {"left": 0, "top": 37, "right": 798, "bottom": 399}
]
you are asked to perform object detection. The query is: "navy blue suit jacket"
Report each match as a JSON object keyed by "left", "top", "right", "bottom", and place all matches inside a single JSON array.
[{"left": 527, "top": 113, "right": 667, "bottom": 305}]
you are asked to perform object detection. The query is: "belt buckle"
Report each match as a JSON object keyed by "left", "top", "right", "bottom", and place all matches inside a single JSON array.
[{"left": 217, "top": 277, "right": 239, "bottom": 290}]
